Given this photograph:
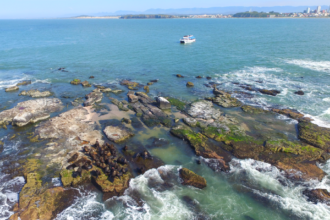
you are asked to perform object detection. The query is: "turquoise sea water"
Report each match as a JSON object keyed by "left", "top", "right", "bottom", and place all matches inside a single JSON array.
[{"left": 1, "top": 18, "right": 330, "bottom": 220}]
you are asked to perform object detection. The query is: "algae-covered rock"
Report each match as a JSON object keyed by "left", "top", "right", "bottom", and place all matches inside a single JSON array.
[
  {"left": 70, "top": 79, "right": 81, "bottom": 85},
  {"left": 183, "top": 117, "right": 198, "bottom": 127},
  {"left": 120, "top": 80, "right": 140, "bottom": 90},
  {"left": 179, "top": 168, "right": 207, "bottom": 189},
  {"left": 298, "top": 121, "right": 330, "bottom": 150},
  {"left": 92, "top": 168, "right": 131, "bottom": 193},
  {"left": 167, "top": 97, "right": 186, "bottom": 111},
  {"left": 156, "top": 97, "right": 171, "bottom": 110},
  {"left": 241, "top": 105, "right": 268, "bottom": 114},
  {"left": 104, "top": 125, "right": 134, "bottom": 143},
  {"left": 272, "top": 108, "right": 304, "bottom": 120},
  {"left": 259, "top": 89, "right": 280, "bottom": 96},
  {"left": 212, "top": 88, "right": 242, "bottom": 108},
  {"left": 60, "top": 168, "right": 91, "bottom": 187},
  {"left": 265, "top": 140, "right": 323, "bottom": 161},
  {"left": 144, "top": 85, "right": 149, "bottom": 93}
]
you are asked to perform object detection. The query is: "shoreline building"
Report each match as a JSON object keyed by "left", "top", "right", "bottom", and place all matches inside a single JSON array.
[
  {"left": 317, "top": 6, "right": 321, "bottom": 13},
  {"left": 307, "top": 7, "right": 310, "bottom": 13}
]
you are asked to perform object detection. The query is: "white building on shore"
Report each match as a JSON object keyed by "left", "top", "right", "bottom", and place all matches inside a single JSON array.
[{"left": 317, "top": 6, "right": 321, "bottom": 13}]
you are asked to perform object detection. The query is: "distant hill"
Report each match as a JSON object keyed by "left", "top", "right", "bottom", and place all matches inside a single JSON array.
[{"left": 88, "top": 6, "right": 330, "bottom": 16}]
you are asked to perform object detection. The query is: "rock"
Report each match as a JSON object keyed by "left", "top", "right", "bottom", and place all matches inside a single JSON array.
[
  {"left": 89, "top": 76, "right": 95, "bottom": 79},
  {"left": 81, "top": 81, "right": 91, "bottom": 87},
  {"left": 272, "top": 108, "right": 304, "bottom": 120},
  {"left": 183, "top": 117, "right": 198, "bottom": 127},
  {"left": 295, "top": 90, "right": 304, "bottom": 95},
  {"left": 100, "top": 88, "right": 112, "bottom": 93},
  {"left": 144, "top": 85, "right": 149, "bottom": 93},
  {"left": 70, "top": 79, "right": 81, "bottom": 85},
  {"left": 147, "top": 82, "right": 153, "bottom": 86},
  {"left": 0, "top": 98, "right": 63, "bottom": 127},
  {"left": 298, "top": 121, "right": 330, "bottom": 150},
  {"left": 276, "top": 162, "right": 325, "bottom": 181},
  {"left": 303, "top": 189, "right": 330, "bottom": 205},
  {"left": 150, "top": 79, "right": 158, "bottom": 82},
  {"left": 110, "top": 90, "right": 123, "bottom": 94},
  {"left": 36, "top": 107, "right": 103, "bottom": 145},
  {"left": 14, "top": 173, "right": 77, "bottom": 220},
  {"left": 174, "top": 118, "right": 180, "bottom": 123},
  {"left": 196, "top": 76, "right": 203, "bottom": 79},
  {"left": 104, "top": 125, "right": 134, "bottom": 143},
  {"left": 128, "top": 94, "right": 138, "bottom": 103},
  {"left": 71, "top": 97, "right": 84, "bottom": 106},
  {"left": 167, "top": 97, "right": 186, "bottom": 111},
  {"left": 93, "top": 168, "right": 131, "bottom": 193},
  {"left": 121, "top": 118, "right": 132, "bottom": 124},
  {"left": 187, "top": 101, "right": 221, "bottom": 120},
  {"left": 16, "top": 80, "right": 32, "bottom": 86},
  {"left": 206, "top": 77, "right": 212, "bottom": 80},
  {"left": 60, "top": 167, "right": 91, "bottom": 187},
  {"left": 179, "top": 168, "right": 207, "bottom": 189},
  {"left": 84, "top": 89, "right": 103, "bottom": 106},
  {"left": 212, "top": 88, "right": 242, "bottom": 108},
  {"left": 5, "top": 86, "right": 19, "bottom": 92},
  {"left": 259, "top": 89, "right": 281, "bottom": 96},
  {"left": 264, "top": 140, "right": 323, "bottom": 161},
  {"left": 156, "top": 97, "right": 171, "bottom": 109},
  {"left": 110, "top": 98, "right": 129, "bottom": 111},
  {"left": 19, "top": 89, "right": 52, "bottom": 98},
  {"left": 120, "top": 80, "right": 140, "bottom": 90},
  {"left": 241, "top": 105, "right": 267, "bottom": 114},
  {"left": 186, "top": 82, "right": 194, "bottom": 87},
  {"left": 176, "top": 74, "right": 184, "bottom": 78}
]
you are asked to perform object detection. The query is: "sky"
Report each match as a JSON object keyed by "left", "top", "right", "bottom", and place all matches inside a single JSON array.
[{"left": 1, "top": 0, "right": 329, "bottom": 19}]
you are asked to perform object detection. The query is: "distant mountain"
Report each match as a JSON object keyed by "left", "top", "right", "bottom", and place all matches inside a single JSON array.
[{"left": 88, "top": 6, "right": 330, "bottom": 16}]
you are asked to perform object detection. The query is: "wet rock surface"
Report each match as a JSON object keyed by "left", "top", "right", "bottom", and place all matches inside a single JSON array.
[
  {"left": 5, "top": 86, "right": 19, "bottom": 92},
  {"left": 156, "top": 97, "right": 171, "bottom": 109},
  {"left": 104, "top": 125, "right": 134, "bottom": 143},
  {"left": 212, "top": 88, "right": 242, "bottom": 108},
  {"left": 187, "top": 100, "right": 221, "bottom": 120},
  {"left": 303, "top": 189, "right": 330, "bottom": 205},
  {"left": 0, "top": 98, "right": 63, "bottom": 127},
  {"left": 298, "top": 121, "right": 330, "bottom": 150},
  {"left": 19, "top": 89, "right": 52, "bottom": 98},
  {"left": 84, "top": 89, "right": 103, "bottom": 106},
  {"left": 179, "top": 168, "right": 207, "bottom": 189}
]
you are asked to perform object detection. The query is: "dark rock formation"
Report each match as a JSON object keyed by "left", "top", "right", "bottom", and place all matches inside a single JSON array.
[{"left": 179, "top": 168, "right": 207, "bottom": 189}]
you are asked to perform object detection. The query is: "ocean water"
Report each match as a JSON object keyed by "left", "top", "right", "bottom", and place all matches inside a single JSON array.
[{"left": 1, "top": 18, "right": 330, "bottom": 220}]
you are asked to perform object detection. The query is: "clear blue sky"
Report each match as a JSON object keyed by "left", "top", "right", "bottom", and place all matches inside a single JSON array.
[{"left": 1, "top": 0, "right": 329, "bottom": 19}]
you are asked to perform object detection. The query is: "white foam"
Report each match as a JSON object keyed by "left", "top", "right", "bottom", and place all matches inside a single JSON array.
[
  {"left": 229, "top": 158, "right": 330, "bottom": 220},
  {"left": 286, "top": 59, "right": 330, "bottom": 73},
  {"left": 0, "top": 176, "right": 25, "bottom": 220},
  {"left": 0, "top": 74, "right": 30, "bottom": 89},
  {"left": 52, "top": 178, "right": 62, "bottom": 187}
]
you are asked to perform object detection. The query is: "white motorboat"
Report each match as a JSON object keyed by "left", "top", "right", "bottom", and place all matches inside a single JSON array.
[{"left": 180, "top": 35, "right": 196, "bottom": 44}]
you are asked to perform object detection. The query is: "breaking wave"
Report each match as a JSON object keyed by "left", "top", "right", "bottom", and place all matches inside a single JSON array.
[
  {"left": 229, "top": 159, "right": 330, "bottom": 220},
  {"left": 285, "top": 59, "right": 330, "bottom": 73}
]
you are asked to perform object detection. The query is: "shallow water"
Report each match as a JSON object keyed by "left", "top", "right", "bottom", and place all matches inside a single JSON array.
[{"left": 1, "top": 18, "right": 330, "bottom": 220}]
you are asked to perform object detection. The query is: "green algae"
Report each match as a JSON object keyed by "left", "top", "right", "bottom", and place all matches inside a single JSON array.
[{"left": 167, "top": 97, "right": 186, "bottom": 111}]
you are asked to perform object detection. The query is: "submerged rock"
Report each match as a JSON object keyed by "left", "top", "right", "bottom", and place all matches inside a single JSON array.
[
  {"left": 84, "top": 89, "right": 103, "bottom": 106},
  {"left": 104, "top": 125, "right": 134, "bottom": 143},
  {"left": 110, "top": 98, "right": 129, "bottom": 111},
  {"left": 5, "top": 86, "right": 19, "bottom": 92},
  {"left": 19, "top": 89, "right": 52, "bottom": 98},
  {"left": 241, "top": 105, "right": 268, "bottom": 114},
  {"left": 179, "top": 168, "right": 207, "bottom": 189},
  {"left": 176, "top": 74, "right": 184, "bottom": 78},
  {"left": 144, "top": 85, "right": 149, "bottom": 93},
  {"left": 0, "top": 98, "right": 63, "bottom": 127},
  {"left": 16, "top": 80, "right": 32, "bottom": 86},
  {"left": 128, "top": 94, "right": 138, "bottom": 103},
  {"left": 156, "top": 97, "right": 171, "bottom": 109}
]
